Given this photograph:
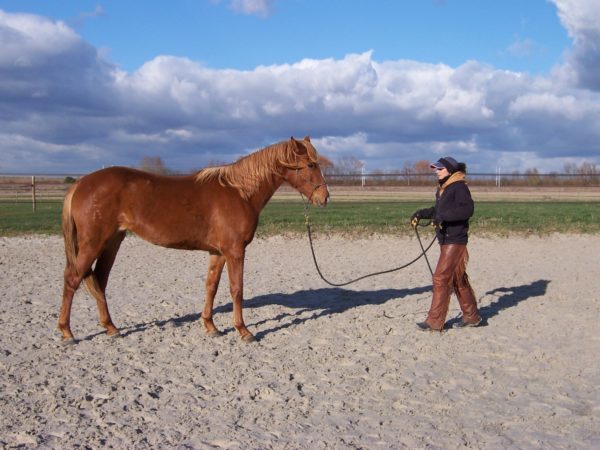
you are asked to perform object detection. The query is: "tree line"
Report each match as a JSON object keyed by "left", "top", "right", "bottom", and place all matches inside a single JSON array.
[{"left": 137, "top": 155, "right": 599, "bottom": 187}]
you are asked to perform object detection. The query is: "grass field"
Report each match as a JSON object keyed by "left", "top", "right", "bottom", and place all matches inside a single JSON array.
[{"left": 1, "top": 199, "right": 599, "bottom": 236}]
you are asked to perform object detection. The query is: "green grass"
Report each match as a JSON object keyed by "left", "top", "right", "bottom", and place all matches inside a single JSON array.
[
  {"left": 259, "top": 199, "right": 600, "bottom": 236},
  {"left": 470, "top": 202, "right": 600, "bottom": 235},
  {"left": 1, "top": 200, "right": 599, "bottom": 237},
  {"left": 0, "top": 202, "right": 63, "bottom": 235}
]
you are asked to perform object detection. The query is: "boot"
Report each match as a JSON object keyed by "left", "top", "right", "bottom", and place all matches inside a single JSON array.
[{"left": 455, "top": 282, "right": 481, "bottom": 325}]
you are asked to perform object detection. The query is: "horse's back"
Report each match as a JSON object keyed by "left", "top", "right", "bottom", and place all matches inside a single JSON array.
[
  {"left": 73, "top": 166, "right": 198, "bottom": 202},
  {"left": 69, "top": 166, "right": 253, "bottom": 250},
  {"left": 76, "top": 166, "right": 162, "bottom": 190},
  {"left": 71, "top": 167, "right": 173, "bottom": 230}
]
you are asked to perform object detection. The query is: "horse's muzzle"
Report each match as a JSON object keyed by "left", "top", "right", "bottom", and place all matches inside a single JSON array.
[{"left": 311, "top": 185, "right": 330, "bottom": 207}]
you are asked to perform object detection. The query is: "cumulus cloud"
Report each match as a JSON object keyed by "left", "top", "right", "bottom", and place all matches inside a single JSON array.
[
  {"left": 1, "top": 8, "right": 600, "bottom": 174},
  {"left": 0, "top": 11, "right": 120, "bottom": 125},
  {"left": 553, "top": 0, "right": 600, "bottom": 90}
]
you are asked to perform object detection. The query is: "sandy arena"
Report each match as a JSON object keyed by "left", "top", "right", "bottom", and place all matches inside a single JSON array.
[{"left": 1, "top": 234, "right": 599, "bottom": 448}]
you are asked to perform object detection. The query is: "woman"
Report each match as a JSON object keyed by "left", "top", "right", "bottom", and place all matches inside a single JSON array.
[{"left": 411, "top": 156, "right": 482, "bottom": 331}]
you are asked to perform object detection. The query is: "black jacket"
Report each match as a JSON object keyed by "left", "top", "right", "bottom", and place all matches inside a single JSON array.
[{"left": 417, "top": 174, "right": 474, "bottom": 245}]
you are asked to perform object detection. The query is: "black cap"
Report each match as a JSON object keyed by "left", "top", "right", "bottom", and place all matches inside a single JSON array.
[{"left": 430, "top": 156, "right": 459, "bottom": 173}]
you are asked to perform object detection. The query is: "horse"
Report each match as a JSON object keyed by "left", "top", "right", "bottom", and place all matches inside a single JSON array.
[{"left": 58, "top": 136, "right": 329, "bottom": 343}]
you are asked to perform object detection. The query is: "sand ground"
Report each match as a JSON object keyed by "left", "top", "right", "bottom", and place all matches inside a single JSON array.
[{"left": 1, "top": 234, "right": 599, "bottom": 449}]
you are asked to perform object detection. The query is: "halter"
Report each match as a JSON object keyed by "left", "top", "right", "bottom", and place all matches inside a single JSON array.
[{"left": 289, "top": 163, "right": 328, "bottom": 202}]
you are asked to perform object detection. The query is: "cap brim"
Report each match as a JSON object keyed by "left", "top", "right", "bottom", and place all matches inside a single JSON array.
[{"left": 429, "top": 162, "right": 445, "bottom": 169}]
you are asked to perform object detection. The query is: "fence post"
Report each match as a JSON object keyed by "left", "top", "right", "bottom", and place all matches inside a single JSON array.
[
  {"left": 31, "top": 175, "right": 36, "bottom": 212},
  {"left": 361, "top": 166, "right": 365, "bottom": 188}
]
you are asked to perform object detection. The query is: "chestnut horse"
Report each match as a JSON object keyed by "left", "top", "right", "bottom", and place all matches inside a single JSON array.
[{"left": 58, "top": 137, "right": 329, "bottom": 343}]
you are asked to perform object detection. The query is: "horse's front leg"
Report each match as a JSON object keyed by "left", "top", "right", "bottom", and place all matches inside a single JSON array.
[
  {"left": 225, "top": 250, "right": 255, "bottom": 342},
  {"left": 201, "top": 252, "right": 226, "bottom": 337}
]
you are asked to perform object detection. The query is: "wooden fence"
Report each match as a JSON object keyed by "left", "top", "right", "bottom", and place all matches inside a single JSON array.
[
  {"left": 1, "top": 173, "right": 599, "bottom": 211},
  {"left": 0, "top": 175, "right": 77, "bottom": 211}
]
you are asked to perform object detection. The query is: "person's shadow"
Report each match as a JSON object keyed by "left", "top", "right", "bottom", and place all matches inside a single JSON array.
[{"left": 445, "top": 279, "right": 550, "bottom": 328}]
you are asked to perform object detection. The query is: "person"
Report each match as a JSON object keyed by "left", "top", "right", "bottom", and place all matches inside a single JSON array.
[{"left": 411, "top": 156, "right": 482, "bottom": 331}]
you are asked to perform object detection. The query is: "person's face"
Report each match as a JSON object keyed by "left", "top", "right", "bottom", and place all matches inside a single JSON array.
[{"left": 434, "top": 166, "right": 449, "bottom": 180}]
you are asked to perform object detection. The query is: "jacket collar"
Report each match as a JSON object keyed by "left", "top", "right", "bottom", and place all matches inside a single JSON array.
[{"left": 439, "top": 172, "right": 466, "bottom": 195}]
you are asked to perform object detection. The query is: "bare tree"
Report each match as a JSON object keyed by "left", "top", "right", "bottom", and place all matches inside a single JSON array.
[
  {"left": 525, "top": 168, "right": 541, "bottom": 186},
  {"left": 414, "top": 160, "right": 431, "bottom": 174},
  {"left": 318, "top": 154, "right": 334, "bottom": 175},
  {"left": 334, "top": 155, "right": 364, "bottom": 174},
  {"left": 139, "top": 156, "right": 171, "bottom": 175}
]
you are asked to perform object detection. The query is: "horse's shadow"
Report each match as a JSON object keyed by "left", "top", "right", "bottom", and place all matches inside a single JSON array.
[
  {"left": 110, "top": 279, "right": 550, "bottom": 340},
  {"left": 117, "top": 285, "right": 431, "bottom": 340},
  {"left": 230, "top": 285, "right": 431, "bottom": 340}
]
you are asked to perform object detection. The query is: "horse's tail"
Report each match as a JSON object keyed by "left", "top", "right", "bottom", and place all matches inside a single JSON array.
[
  {"left": 62, "top": 183, "right": 79, "bottom": 271},
  {"left": 62, "top": 183, "right": 104, "bottom": 300}
]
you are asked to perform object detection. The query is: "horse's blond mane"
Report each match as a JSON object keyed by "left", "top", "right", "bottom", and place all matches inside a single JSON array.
[{"left": 194, "top": 139, "right": 318, "bottom": 199}]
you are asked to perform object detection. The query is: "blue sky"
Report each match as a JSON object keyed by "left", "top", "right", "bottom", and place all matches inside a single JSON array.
[
  {"left": 1, "top": 0, "right": 569, "bottom": 73},
  {"left": 1, "top": 0, "right": 599, "bottom": 174}
]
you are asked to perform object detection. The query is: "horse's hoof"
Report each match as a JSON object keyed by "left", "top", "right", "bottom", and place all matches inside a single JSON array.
[
  {"left": 61, "top": 337, "right": 77, "bottom": 346},
  {"left": 107, "top": 329, "right": 121, "bottom": 338},
  {"left": 206, "top": 330, "right": 223, "bottom": 338},
  {"left": 241, "top": 334, "right": 257, "bottom": 343}
]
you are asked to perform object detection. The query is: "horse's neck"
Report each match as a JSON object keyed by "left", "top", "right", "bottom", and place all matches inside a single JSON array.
[{"left": 248, "top": 174, "right": 284, "bottom": 211}]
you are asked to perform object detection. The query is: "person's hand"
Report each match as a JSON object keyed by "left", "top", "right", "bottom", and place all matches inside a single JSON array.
[{"left": 410, "top": 211, "right": 421, "bottom": 228}]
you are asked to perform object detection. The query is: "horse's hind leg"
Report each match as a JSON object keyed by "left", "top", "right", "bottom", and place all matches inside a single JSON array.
[
  {"left": 59, "top": 265, "right": 82, "bottom": 342},
  {"left": 91, "top": 232, "right": 126, "bottom": 337},
  {"left": 201, "top": 252, "right": 226, "bottom": 337},
  {"left": 58, "top": 247, "right": 100, "bottom": 343}
]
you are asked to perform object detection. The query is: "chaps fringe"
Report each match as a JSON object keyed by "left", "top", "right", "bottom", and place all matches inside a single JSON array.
[{"left": 452, "top": 248, "right": 475, "bottom": 299}]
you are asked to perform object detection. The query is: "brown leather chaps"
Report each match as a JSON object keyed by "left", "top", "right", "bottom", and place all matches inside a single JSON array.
[{"left": 426, "top": 244, "right": 481, "bottom": 330}]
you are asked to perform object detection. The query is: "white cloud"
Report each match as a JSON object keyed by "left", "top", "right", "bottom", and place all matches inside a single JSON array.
[
  {"left": 214, "top": 0, "right": 275, "bottom": 18},
  {"left": 234, "top": 0, "right": 274, "bottom": 17},
  {"left": 505, "top": 37, "right": 540, "bottom": 58},
  {"left": 509, "top": 93, "right": 586, "bottom": 120},
  {"left": 69, "top": 4, "right": 105, "bottom": 28},
  {"left": 1, "top": 8, "right": 600, "bottom": 174},
  {"left": 553, "top": 0, "right": 600, "bottom": 37},
  {"left": 0, "top": 10, "right": 79, "bottom": 66},
  {"left": 552, "top": 0, "right": 600, "bottom": 90}
]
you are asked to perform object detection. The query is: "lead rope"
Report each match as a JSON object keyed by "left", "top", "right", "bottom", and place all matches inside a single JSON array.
[{"left": 301, "top": 196, "right": 437, "bottom": 287}]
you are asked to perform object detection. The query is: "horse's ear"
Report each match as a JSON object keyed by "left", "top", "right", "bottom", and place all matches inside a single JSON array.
[
  {"left": 288, "top": 136, "right": 306, "bottom": 155},
  {"left": 303, "top": 136, "right": 311, "bottom": 142}
]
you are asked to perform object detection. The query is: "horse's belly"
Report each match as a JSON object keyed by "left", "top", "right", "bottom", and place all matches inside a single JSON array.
[{"left": 125, "top": 219, "right": 216, "bottom": 252}]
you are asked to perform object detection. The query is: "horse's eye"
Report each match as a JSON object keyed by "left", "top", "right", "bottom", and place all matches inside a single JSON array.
[{"left": 307, "top": 163, "right": 317, "bottom": 169}]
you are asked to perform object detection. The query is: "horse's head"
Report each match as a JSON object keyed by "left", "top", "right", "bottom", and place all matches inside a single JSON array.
[{"left": 280, "top": 136, "right": 330, "bottom": 207}]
